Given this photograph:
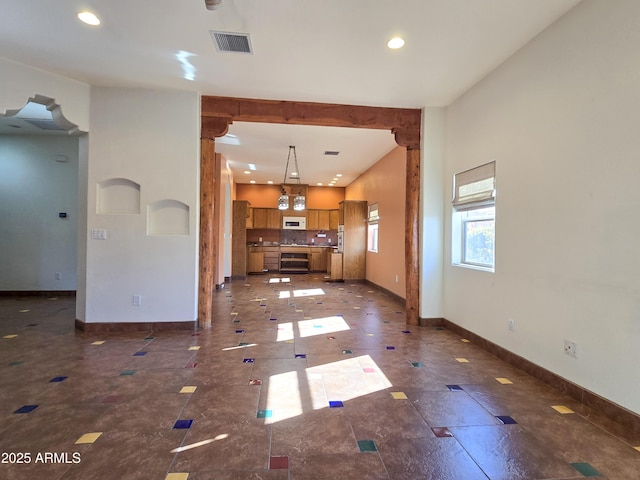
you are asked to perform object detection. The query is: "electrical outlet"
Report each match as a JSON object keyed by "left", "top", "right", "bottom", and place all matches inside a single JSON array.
[
  {"left": 55, "top": 272, "right": 62, "bottom": 280},
  {"left": 564, "top": 339, "right": 577, "bottom": 358},
  {"left": 508, "top": 318, "right": 515, "bottom": 331},
  {"left": 132, "top": 295, "right": 142, "bottom": 306}
]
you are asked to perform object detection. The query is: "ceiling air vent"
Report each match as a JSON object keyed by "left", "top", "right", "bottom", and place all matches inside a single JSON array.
[
  {"left": 210, "top": 31, "right": 253, "bottom": 54},
  {"left": 324, "top": 151, "right": 340, "bottom": 156}
]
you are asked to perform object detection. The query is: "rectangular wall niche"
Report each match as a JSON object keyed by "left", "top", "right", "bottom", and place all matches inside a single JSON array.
[
  {"left": 148, "top": 199, "right": 190, "bottom": 236},
  {"left": 97, "top": 178, "right": 141, "bottom": 214}
]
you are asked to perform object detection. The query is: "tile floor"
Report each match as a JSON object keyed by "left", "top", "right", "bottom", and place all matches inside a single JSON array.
[{"left": 1, "top": 274, "right": 640, "bottom": 479}]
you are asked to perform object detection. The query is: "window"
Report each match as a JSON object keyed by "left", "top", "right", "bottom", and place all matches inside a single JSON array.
[
  {"left": 367, "top": 203, "right": 379, "bottom": 253},
  {"left": 452, "top": 162, "right": 495, "bottom": 271}
]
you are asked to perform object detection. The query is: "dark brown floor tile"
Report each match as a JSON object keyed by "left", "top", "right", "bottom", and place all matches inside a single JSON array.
[
  {"left": 271, "top": 408, "right": 355, "bottom": 456},
  {"left": 410, "top": 390, "right": 500, "bottom": 428},
  {"left": 171, "top": 422, "right": 271, "bottom": 471},
  {"left": 288, "top": 453, "right": 389, "bottom": 480},
  {"left": 61, "top": 430, "right": 185, "bottom": 480},
  {"left": 378, "top": 436, "right": 489, "bottom": 480},
  {"left": 450, "top": 424, "right": 580, "bottom": 480}
]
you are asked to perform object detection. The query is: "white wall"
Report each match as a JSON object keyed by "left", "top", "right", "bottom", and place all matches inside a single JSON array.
[
  {"left": 443, "top": 0, "right": 640, "bottom": 414},
  {"left": 0, "top": 136, "right": 79, "bottom": 290},
  {"left": 421, "top": 107, "right": 445, "bottom": 319},
  {"left": 84, "top": 87, "right": 200, "bottom": 324}
]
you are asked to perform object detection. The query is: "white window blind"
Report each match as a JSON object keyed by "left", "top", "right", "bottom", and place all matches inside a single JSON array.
[
  {"left": 368, "top": 203, "right": 379, "bottom": 223},
  {"left": 452, "top": 161, "right": 495, "bottom": 211}
]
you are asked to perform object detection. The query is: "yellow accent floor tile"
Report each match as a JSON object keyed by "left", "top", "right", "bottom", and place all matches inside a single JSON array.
[
  {"left": 455, "top": 358, "right": 469, "bottom": 363},
  {"left": 165, "top": 474, "right": 189, "bottom": 480},
  {"left": 634, "top": 446, "right": 640, "bottom": 453},
  {"left": 496, "top": 377, "right": 513, "bottom": 384},
  {"left": 295, "top": 309, "right": 303, "bottom": 313},
  {"left": 91, "top": 341, "right": 105, "bottom": 345},
  {"left": 188, "top": 346, "right": 201, "bottom": 351},
  {"left": 551, "top": 405, "right": 575, "bottom": 414},
  {"left": 180, "top": 386, "right": 197, "bottom": 394},
  {"left": 353, "top": 306, "right": 361, "bottom": 309},
  {"left": 461, "top": 338, "right": 470, "bottom": 343},
  {"left": 3, "top": 335, "right": 18, "bottom": 339},
  {"left": 19, "top": 309, "right": 30, "bottom": 313},
  {"left": 391, "top": 392, "right": 408, "bottom": 400},
  {"left": 75, "top": 432, "right": 103, "bottom": 444}
]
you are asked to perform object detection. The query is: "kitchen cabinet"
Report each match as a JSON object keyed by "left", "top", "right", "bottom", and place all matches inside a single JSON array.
[
  {"left": 317, "top": 210, "right": 330, "bottom": 230},
  {"left": 302, "top": 209, "right": 333, "bottom": 231},
  {"left": 340, "top": 200, "right": 367, "bottom": 280},
  {"left": 249, "top": 208, "right": 281, "bottom": 229},
  {"left": 309, "top": 247, "right": 328, "bottom": 272},
  {"left": 327, "top": 252, "right": 343, "bottom": 280},
  {"left": 248, "top": 252, "right": 264, "bottom": 273},
  {"left": 246, "top": 207, "right": 254, "bottom": 229},
  {"left": 262, "top": 247, "right": 280, "bottom": 271},
  {"left": 252, "top": 208, "right": 268, "bottom": 229},
  {"left": 329, "top": 209, "right": 340, "bottom": 230},
  {"left": 232, "top": 200, "right": 249, "bottom": 277},
  {"left": 306, "top": 210, "right": 319, "bottom": 230},
  {"left": 267, "top": 209, "right": 281, "bottom": 229}
]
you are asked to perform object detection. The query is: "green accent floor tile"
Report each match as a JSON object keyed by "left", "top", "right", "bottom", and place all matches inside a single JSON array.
[
  {"left": 571, "top": 462, "right": 602, "bottom": 477},
  {"left": 357, "top": 440, "right": 378, "bottom": 452},
  {"left": 120, "top": 369, "right": 136, "bottom": 376}
]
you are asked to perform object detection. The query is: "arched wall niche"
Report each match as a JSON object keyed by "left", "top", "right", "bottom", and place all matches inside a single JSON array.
[
  {"left": 97, "top": 178, "right": 141, "bottom": 215},
  {"left": 148, "top": 199, "right": 190, "bottom": 236}
]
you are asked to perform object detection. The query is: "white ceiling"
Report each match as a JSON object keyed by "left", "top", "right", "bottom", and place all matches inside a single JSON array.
[{"left": 0, "top": 0, "right": 581, "bottom": 185}]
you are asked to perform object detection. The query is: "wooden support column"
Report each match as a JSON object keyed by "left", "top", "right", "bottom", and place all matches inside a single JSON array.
[
  {"left": 393, "top": 127, "right": 421, "bottom": 327},
  {"left": 404, "top": 148, "right": 421, "bottom": 326},
  {"left": 199, "top": 117, "right": 230, "bottom": 329}
]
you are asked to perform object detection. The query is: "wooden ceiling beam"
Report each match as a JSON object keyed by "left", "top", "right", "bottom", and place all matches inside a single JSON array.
[{"left": 201, "top": 96, "right": 421, "bottom": 148}]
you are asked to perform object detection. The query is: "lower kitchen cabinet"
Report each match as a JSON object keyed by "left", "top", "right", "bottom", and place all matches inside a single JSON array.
[{"left": 248, "top": 252, "right": 264, "bottom": 274}]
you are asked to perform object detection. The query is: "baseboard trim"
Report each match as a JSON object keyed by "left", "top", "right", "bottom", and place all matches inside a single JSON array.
[
  {"left": 443, "top": 318, "right": 640, "bottom": 435},
  {"left": 75, "top": 319, "right": 196, "bottom": 334},
  {"left": 419, "top": 317, "right": 445, "bottom": 327},
  {"left": 364, "top": 280, "right": 405, "bottom": 306},
  {"left": 0, "top": 290, "right": 76, "bottom": 297}
]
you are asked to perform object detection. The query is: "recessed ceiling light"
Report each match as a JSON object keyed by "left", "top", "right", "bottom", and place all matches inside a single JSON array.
[
  {"left": 248, "top": 163, "right": 256, "bottom": 170},
  {"left": 317, "top": 183, "right": 323, "bottom": 186},
  {"left": 291, "top": 172, "right": 298, "bottom": 176},
  {"left": 250, "top": 180, "right": 256, "bottom": 184},
  {"left": 387, "top": 37, "right": 405, "bottom": 49},
  {"left": 267, "top": 180, "right": 273, "bottom": 184},
  {"left": 77, "top": 11, "right": 101, "bottom": 26},
  {"left": 336, "top": 173, "right": 343, "bottom": 177},
  {"left": 243, "top": 170, "right": 251, "bottom": 175}
]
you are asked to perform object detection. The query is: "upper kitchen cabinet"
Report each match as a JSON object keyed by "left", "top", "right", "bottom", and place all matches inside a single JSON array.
[
  {"left": 329, "top": 209, "right": 340, "bottom": 230},
  {"left": 307, "top": 209, "right": 333, "bottom": 230},
  {"left": 249, "top": 208, "right": 281, "bottom": 229}
]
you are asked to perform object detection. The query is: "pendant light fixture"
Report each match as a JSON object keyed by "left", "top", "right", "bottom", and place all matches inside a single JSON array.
[{"left": 278, "top": 145, "right": 305, "bottom": 211}]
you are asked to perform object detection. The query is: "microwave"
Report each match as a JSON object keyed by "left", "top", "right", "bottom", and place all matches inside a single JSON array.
[{"left": 282, "top": 216, "right": 306, "bottom": 230}]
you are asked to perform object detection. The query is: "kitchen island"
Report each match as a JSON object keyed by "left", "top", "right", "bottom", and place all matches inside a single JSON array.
[{"left": 247, "top": 245, "right": 336, "bottom": 274}]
